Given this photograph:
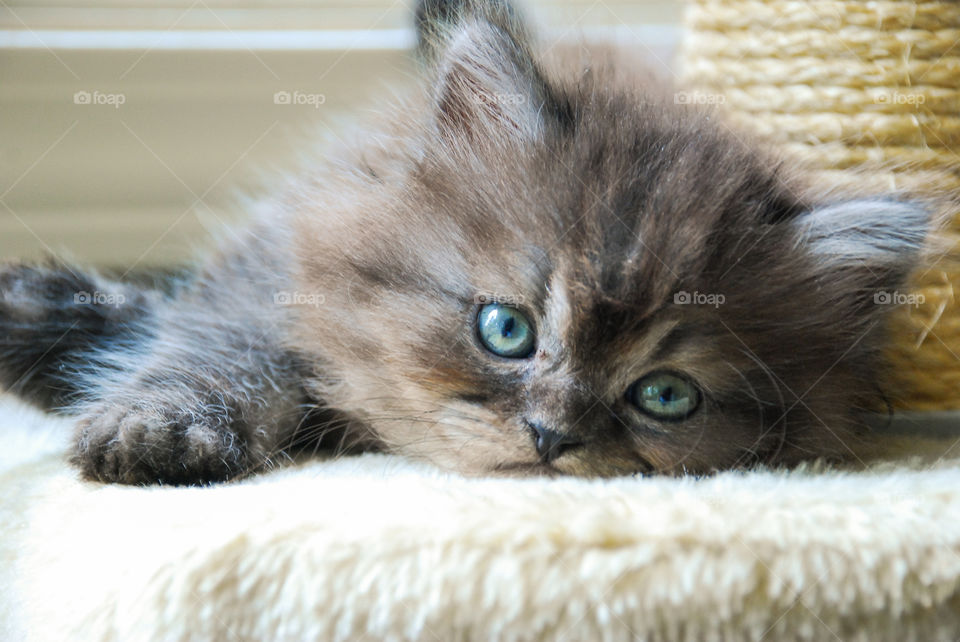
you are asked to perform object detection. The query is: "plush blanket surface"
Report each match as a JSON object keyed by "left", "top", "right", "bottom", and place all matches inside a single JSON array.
[{"left": 3, "top": 398, "right": 960, "bottom": 642}]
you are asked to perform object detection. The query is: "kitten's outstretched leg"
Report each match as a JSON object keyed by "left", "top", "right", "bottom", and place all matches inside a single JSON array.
[
  {"left": 72, "top": 314, "right": 311, "bottom": 486},
  {"left": 0, "top": 238, "right": 315, "bottom": 485},
  {"left": 73, "top": 256, "right": 312, "bottom": 485}
]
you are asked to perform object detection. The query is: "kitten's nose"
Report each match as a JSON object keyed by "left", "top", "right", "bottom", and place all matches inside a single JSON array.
[{"left": 526, "top": 421, "right": 582, "bottom": 463}]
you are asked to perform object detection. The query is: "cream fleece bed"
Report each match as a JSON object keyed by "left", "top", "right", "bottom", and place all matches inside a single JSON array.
[{"left": 3, "top": 397, "right": 960, "bottom": 642}]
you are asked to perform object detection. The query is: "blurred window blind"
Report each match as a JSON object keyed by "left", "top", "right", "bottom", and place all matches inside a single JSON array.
[
  {"left": 0, "top": 0, "right": 679, "bottom": 266},
  {"left": 1, "top": 1, "right": 680, "bottom": 30}
]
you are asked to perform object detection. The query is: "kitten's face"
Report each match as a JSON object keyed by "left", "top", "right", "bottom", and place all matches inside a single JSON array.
[{"left": 291, "top": 3, "right": 927, "bottom": 476}]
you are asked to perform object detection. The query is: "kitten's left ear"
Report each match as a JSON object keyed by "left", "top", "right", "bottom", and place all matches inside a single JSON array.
[
  {"left": 415, "top": 0, "right": 559, "bottom": 144},
  {"left": 792, "top": 198, "right": 930, "bottom": 287}
]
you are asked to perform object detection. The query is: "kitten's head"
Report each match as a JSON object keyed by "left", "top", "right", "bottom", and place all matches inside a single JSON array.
[{"left": 291, "top": 0, "right": 929, "bottom": 476}]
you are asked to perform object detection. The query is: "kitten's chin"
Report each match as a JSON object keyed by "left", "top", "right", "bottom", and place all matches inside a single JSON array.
[
  {"left": 487, "top": 457, "right": 650, "bottom": 479},
  {"left": 489, "top": 461, "right": 564, "bottom": 478}
]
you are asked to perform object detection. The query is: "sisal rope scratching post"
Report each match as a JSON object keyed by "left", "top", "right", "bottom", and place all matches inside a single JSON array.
[{"left": 679, "top": 0, "right": 960, "bottom": 411}]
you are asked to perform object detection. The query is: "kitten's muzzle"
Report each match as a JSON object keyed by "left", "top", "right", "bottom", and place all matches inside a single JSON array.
[{"left": 525, "top": 419, "right": 583, "bottom": 463}]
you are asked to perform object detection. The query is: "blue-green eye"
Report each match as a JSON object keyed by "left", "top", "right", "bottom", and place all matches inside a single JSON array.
[
  {"left": 477, "top": 304, "right": 535, "bottom": 358},
  {"left": 628, "top": 372, "right": 701, "bottom": 420}
]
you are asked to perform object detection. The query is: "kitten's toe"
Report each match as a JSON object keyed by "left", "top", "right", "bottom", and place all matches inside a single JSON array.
[{"left": 73, "top": 404, "right": 249, "bottom": 485}]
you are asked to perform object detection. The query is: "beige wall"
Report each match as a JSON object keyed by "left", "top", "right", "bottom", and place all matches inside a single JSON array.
[{"left": 0, "top": 1, "right": 681, "bottom": 268}]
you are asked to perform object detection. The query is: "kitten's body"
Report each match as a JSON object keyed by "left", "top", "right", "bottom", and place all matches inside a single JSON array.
[{"left": 0, "top": 0, "right": 930, "bottom": 484}]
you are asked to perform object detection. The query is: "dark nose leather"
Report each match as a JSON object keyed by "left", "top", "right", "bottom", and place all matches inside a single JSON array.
[{"left": 526, "top": 421, "right": 582, "bottom": 462}]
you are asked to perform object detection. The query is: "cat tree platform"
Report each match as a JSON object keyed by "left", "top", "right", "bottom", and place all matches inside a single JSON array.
[{"left": 4, "top": 397, "right": 960, "bottom": 641}]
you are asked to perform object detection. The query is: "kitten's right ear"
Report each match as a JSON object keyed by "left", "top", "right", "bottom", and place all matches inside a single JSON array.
[
  {"left": 414, "top": 0, "right": 559, "bottom": 145},
  {"left": 414, "top": 0, "right": 529, "bottom": 64}
]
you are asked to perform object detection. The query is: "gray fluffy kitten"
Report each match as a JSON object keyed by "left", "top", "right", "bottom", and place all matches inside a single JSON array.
[{"left": 0, "top": 0, "right": 930, "bottom": 484}]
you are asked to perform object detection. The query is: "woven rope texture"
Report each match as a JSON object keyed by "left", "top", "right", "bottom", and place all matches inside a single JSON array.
[{"left": 680, "top": 0, "right": 960, "bottom": 410}]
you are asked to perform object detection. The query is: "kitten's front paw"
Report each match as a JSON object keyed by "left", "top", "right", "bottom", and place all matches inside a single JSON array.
[{"left": 73, "top": 402, "right": 250, "bottom": 485}]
